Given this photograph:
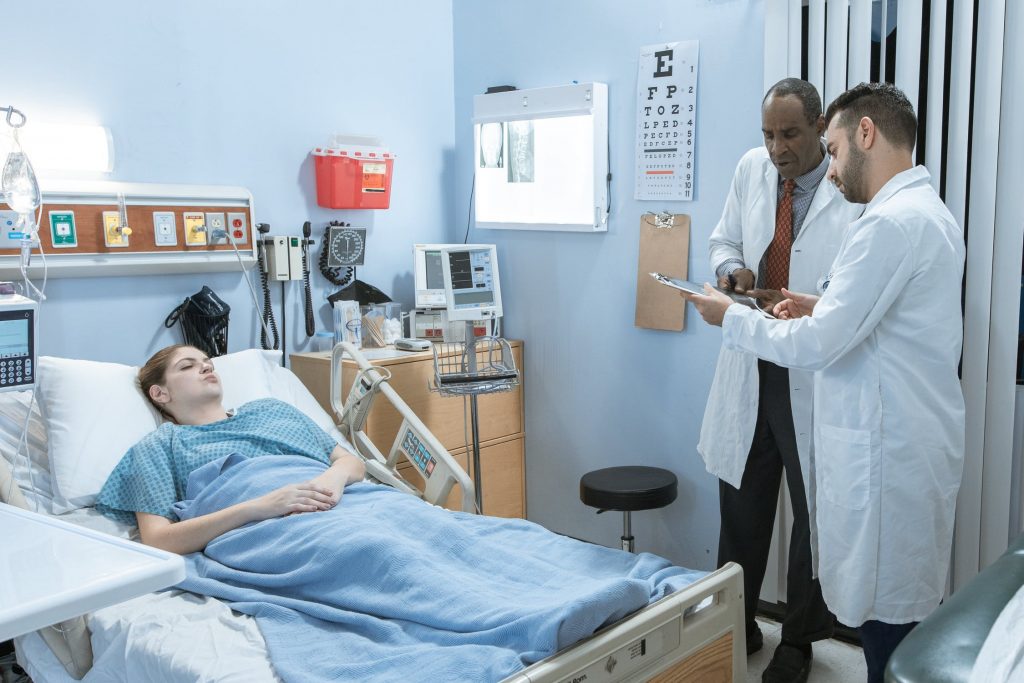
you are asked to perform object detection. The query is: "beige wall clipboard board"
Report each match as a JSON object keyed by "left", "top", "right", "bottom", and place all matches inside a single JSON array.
[{"left": 634, "top": 213, "right": 690, "bottom": 331}]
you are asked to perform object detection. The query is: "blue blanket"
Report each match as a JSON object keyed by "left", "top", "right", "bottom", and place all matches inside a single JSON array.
[{"left": 174, "top": 454, "right": 704, "bottom": 682}]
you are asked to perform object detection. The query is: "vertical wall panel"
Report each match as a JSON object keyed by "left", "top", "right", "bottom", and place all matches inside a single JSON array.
[
  {"left": 895, "top": 0, "right": 924, "bottom": 133},
  {"left": 950, "top": 0, "right": 983, "bottom": 592},
  {"left": 808, "top": 0, "right": 826, "bottom": 97},
  {"left": 847, "top": 0, "right": 872, "bottom": 86},
  {"left": 976, "top": 0, "right": 1012, "bottom": 570},
  {"left": 1002, "top": 0, "right": 1024, "bottom": 545},
  {"left": 824, "top": 0, "right": 849, "bottom": 104},
  {"left": 788, "top": 0, "right": 803, "bottom": 76},
  {"left": 765, "top": 0, "right": 790, "bottom": 93},
  {"left": 924, "top": 0, "right": 948, "bottom": 191}
]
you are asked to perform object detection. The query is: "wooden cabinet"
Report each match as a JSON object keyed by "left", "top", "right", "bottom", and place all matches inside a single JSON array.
[{"left": 290, "top": 341, "right": 525, "bottom": 518}]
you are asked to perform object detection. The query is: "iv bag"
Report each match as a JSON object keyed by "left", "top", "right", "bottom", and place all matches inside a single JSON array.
[{"left": 2, "top": 149, "right": 41, "bottom": 215}]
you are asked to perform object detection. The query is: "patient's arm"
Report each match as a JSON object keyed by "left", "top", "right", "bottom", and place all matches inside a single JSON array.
[
  {"left": 136, "top": 477, "right": 340, "bottom": 554},
  {"left": 309, "top": 447, "right": 366, "bottom": 505}
]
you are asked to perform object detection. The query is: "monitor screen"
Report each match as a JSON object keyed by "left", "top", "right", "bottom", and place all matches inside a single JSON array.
[
  {"left": 441, "top": 246, "right": 502, "bottom": 322},
  {"left": 414, "top": 243, "right": 494, "bottom": 309},
  {"left": 0, "top": 319, "right": 29, "bottom": 358}
]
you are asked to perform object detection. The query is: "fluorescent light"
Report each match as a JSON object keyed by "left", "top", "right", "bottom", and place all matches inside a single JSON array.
[{"left": 0, "top": 122, "right": 113, "bottom": 173}]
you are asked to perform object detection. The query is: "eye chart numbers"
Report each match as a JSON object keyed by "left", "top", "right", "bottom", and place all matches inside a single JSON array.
[{"left": 635, "top": 41, "right": 699, "bottom": 201}]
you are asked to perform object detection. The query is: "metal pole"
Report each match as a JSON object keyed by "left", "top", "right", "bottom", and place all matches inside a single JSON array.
[
  {"left": 465, "top": 320, "right": 483, "bottom": 513},
  {"left": 622, "top": 511, "right": 634, "bottom": 552},
  {"left": 470, "top": 394, "right": 483, "bottom": 513}
]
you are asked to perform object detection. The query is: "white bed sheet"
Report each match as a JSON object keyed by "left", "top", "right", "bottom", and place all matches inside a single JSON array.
[
  {"left": 18, "top": 590, "right": 278, "bottom": 683},
  {"left": 14, "top": 507, "right": 278, "bottom": 683}
]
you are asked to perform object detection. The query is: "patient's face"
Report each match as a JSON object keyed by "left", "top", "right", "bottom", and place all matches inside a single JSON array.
[{"left": 156, "top": 347, "right": 223, "bottom": 409}]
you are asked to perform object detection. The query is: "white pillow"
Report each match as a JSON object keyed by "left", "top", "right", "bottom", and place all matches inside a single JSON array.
[
  {"left": 267, "top": 361, "right": 350, "bottom": 447},
  {"left": 36, "top": 357, "right": 162, "bottom": 514},
  {"left": 211, "top": 349, "right": 276, "bottom": 409}
]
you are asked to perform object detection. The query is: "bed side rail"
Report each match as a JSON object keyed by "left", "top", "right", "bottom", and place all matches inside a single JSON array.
[
  {"left": 504, "top": 562, "right": 746, "bottom": 683},
  {"left": 329, "top": 342, "right": 476, "bottom": 512}
]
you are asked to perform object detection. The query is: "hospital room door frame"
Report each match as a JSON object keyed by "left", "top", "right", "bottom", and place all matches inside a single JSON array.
[{"left": 762, "top": 0, "right": 1024, "bottom": 599}]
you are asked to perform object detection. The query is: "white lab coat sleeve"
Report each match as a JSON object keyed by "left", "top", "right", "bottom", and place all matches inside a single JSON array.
[
  {"left": 708, "top": 157, "right": 750, "bottom": 273},
  {"left": 722, "top": 216, "right": 914, "bottom": 372}
]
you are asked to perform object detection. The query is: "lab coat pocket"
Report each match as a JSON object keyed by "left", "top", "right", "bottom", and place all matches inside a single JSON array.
[{"left": 817, "top": 424, "right": 872, "bottom": 510}]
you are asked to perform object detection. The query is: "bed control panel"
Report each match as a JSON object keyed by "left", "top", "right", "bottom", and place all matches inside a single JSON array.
[{"left": 400, "top": 427, "right": 437, "bottom": 478}]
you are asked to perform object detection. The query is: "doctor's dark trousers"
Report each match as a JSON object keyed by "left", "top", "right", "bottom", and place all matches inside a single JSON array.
[{"left": 717, "top": 359, "right": 834, "bottom": 644}]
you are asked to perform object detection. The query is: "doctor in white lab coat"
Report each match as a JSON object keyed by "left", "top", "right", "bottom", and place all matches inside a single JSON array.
[
  {"left": 700, "top": 79, "right": 862, "bottom": 683},
  {"left": 687, "top": 83, "right": 965, "bottom": 683}
]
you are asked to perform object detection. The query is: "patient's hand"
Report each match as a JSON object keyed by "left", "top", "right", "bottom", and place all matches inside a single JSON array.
[
  {"left": 308, "top": 468, "right": 349, "bottom": 507},
  {"left": 252, "top": 481, "right": 336, "bottom": 518}
]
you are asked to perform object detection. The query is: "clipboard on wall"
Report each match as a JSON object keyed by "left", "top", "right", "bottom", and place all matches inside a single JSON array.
[{"left": 634, "top": 213, "right": 690, "bottom": 331}]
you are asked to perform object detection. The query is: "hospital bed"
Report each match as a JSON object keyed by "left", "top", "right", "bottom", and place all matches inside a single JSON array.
[{"left": 1, "top": 347, "right": 747, "bottom": 682}]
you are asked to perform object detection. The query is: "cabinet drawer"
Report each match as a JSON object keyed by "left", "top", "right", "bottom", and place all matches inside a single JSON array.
[{"left": 398, "top": 436, "right": 524, "bottom": 518}]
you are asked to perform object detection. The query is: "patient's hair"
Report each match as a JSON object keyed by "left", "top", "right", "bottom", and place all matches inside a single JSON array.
[{"left": 138, "top": 344, "right": 189, "bottom": 418}]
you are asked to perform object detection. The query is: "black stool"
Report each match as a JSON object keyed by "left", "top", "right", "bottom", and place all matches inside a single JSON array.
[{"left": 579, "top": 466, "right": 678, "bottom": 552}]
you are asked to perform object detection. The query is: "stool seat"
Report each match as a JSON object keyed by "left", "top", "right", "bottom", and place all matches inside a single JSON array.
[{"left": 580, "top": 466, "right": 678, "bottom": 512}]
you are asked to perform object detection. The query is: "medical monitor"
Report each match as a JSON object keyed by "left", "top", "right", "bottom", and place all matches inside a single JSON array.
[
  {"left": 440, "top": 245, "right": 502, "bottom": 322},
  {"left": 0, "top": 294, "right": 36, "bottom": 391},
  {"left": 414, "top": 243, "right": 491, "bottom": 309}
]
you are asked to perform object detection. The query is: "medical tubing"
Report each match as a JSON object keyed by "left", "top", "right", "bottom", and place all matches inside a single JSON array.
[
  {"left": 301, "top": 234, "right": 314, "bottom": 337},
  {"left": 258, "top": 242, "right": 279, "bottom": 350},
  {"left": 462, "top": 175, "right": 475, "bottom": 243},
  {"left": 226, "top": 232, "right": 276, "bottom": 353},
  {"left": 280, "top": 281, "right": 287, "bottom": 364}
]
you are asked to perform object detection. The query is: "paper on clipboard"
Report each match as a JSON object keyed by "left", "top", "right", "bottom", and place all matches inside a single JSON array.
[{"left": 650, "top": 272, "right": 775, "bottom": 318}]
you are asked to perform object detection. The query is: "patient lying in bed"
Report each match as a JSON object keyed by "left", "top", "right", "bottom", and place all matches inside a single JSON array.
[{"left": 94, "top": 345, "right": 703, "bottom": 682}]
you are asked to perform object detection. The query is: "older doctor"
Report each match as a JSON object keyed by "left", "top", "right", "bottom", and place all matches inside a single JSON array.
[
  {"left": 687, "top": 82, "right": 965, "bottom": 683},
  {"left": 703, "top": 78, "right": 861, "bottom": 683}
]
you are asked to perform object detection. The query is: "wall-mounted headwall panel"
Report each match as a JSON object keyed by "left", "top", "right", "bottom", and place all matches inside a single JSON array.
[{"left": 0, "top": 181, "right": 256, "bottom": 279}]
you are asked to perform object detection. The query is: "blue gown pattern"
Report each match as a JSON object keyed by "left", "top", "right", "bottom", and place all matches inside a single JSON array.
[{"left": 96, "top": 398, "right": 337, "bottom": 525}]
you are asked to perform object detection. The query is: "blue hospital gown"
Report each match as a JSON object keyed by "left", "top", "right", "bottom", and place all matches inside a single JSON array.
[{"left": 96, "top": 398, "right": 337, "bottom": 525}]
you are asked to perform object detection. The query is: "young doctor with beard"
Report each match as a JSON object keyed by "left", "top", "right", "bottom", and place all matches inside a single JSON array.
[{"left": 686, "top": 82, "right": 965, "bottom": 683}]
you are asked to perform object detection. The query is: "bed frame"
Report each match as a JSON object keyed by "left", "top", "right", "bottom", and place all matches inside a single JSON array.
[{"left": 2, "top": 346, "right": 748, "bottom": 682}]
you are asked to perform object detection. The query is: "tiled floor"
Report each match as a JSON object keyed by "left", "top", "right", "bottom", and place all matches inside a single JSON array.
[{"left": 746, "top": 617, "right": 867, "bottom": 683}]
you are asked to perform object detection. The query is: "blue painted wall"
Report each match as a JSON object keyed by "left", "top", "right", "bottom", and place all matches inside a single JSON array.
[
  {"left": 452, "top": 0, "right": 765, "bottom": 569},
  {"left": 5, "top": 0, "right": 455, "bottom": 365},
  {"left": 9, "top": 0, "right": 766, "bottom": 570}
]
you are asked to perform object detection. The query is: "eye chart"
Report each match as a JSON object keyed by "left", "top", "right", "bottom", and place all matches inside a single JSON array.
[{"left": 634, "top": 41, "right": 699, "bottom": 201}]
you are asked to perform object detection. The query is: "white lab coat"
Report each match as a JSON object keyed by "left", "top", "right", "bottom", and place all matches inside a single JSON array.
[
  {"left": 721, "top": 166, "right": 965, "bottom": 626},
  {"left": 699, "top": 147, "right": 863, "bottom": 491}
]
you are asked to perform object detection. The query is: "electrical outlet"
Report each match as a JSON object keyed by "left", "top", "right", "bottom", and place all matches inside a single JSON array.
[
  {"left": 183, "top": 212, "right": 207, "bottom": 246},
  {"left": 205, "top": 212, "right": 226, "bottom": 244},
  {"left": 0, "top": 211, "right": 21, "bottom": 248},
  {"left": 153, "top": 211, "right": 177, "bottom": 246},
  {"left": 102, "top": 211, "right": 130, "bottom": 248},
  {"left": 226, "top": 212, "right": 248, "bottom": 244},
  {"left": 48, "top": 211, "right": 78, "bottom": 248}
]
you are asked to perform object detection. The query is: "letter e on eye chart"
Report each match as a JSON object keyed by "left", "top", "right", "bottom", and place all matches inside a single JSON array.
[{"left": 634, "top": 41, "right": 699, "bottom": 201}]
